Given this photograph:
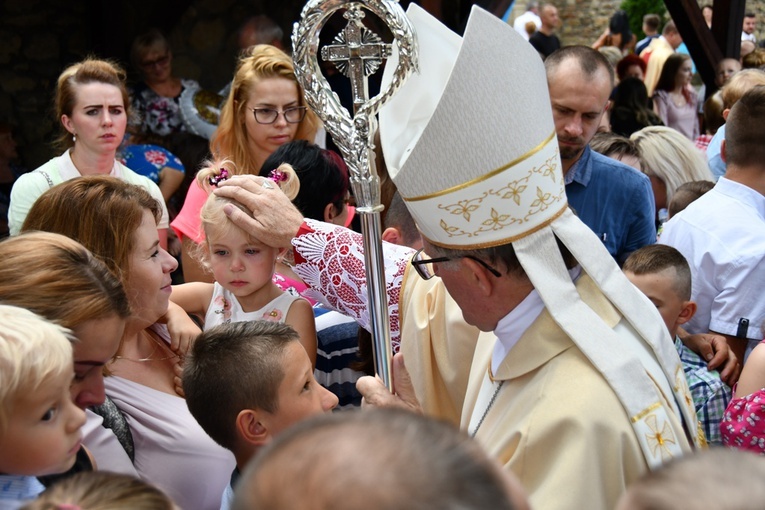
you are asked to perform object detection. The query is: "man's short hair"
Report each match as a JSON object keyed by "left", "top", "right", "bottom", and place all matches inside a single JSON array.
[
  {"left": 623, "top": 244, "right": 692, "bottom": 301},
  {"left": 662, "top": 20, "right": 678, "bottom": 35},
  {"left": 545, "top": 45, "right": 615, "bottom": 88},
  {"left": 619, "top": 449, "right": 765, "bottom": 509},
  {"left": 643, "top": 14, "right": 661, "bottom": 31},
  {"left": 182, "top": 321, "right": 299, "bottom": 450},
  {"left": 384, "top": 192, "right": 420, "bottom": 247},
  {"left": 668, "top": 180, "right": 714, "bottom": 218},
  {"left": 233, "top": 409, "right": 518, "bottom": 510},
  {"left": 724, "top": 85, "right": 765, "bottom": 169},
  {"left": 745, "top": 12, "right": 756, "bottom": 19}
]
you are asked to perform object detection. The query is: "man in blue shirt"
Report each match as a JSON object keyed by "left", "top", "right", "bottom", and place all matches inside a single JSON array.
[{"left": 545, "top": 46, "right": 656, "bottom": 264}]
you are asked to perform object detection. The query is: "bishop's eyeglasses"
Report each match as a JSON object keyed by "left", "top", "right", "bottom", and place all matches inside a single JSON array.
[
  {"left": 410, "top": 248, "right": 502, "bottom": 280},
  {"left": 249, "top": 106, "right": 307, "bottom": 124}
]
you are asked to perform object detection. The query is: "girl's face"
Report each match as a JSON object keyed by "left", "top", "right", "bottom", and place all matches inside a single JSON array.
[
  {"left": 243, "top": 77, "right": 300, "bottom": 161},
  {"left": 61, "top": 82, "right": 126, "bottom": 156},
  {"left": 123, "top": 210, "right": 177, "bottom": 326},
  {"left": 207, "top": 227, "right": 281, "bottom": 310},
  {"left": 675, "top": 60, "right": 693, "bottom": 88}
]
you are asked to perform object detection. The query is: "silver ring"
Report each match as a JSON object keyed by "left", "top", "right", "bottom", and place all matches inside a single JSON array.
[{"left": 261, "top": 180, "right": 274, "bottom": 189}]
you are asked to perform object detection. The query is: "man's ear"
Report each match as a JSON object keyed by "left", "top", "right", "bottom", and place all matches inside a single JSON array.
[
  {"left": 382, "top": 227, "right": 402, "bottom": 246},
  {"left": 677, "top": 300, "right": 697, "bottom": 326},
  {"left": 236, "top": 409, "right": 270, "bottom": 447},
  {"left": 462, "top": 258, "right": 494, "bottom": 297}
]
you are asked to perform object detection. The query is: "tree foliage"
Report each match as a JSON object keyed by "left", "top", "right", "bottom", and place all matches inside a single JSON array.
[{"left": 620, "top": 0, "right": 667, "bottom": 39}]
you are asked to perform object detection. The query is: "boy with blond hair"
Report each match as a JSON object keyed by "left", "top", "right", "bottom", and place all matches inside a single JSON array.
[
  {"left": 623, "top": 245, "right": 731, "bottom": 444},
  {"left": 0, "top": 305, "right": 86, "bottom": 508},
  {"left": 182, "top": 320, "right": 338, "bottom": 510}
]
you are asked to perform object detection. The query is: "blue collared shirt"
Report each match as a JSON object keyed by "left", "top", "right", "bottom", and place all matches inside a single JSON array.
[{"left": 565, "top": 146, "right": 656, "bottom": 264}]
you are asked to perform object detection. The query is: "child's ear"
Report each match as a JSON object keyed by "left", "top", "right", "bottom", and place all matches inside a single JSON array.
[
  {"left": 677, "top": 300, "right": 697, "bottom": 326},
  {"left": 236, "top": 409, "right": 270, "bottom": 447},
  {"left": 382, "top": 227, "right": 401, "bottom": 246}
]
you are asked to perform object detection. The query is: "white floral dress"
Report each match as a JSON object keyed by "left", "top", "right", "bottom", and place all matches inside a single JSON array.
[{"left": 203, "top": 282, "right": 299, "bottom": 330}]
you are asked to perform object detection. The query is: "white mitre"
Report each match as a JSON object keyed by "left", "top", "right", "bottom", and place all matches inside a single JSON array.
[{"left": 380, "top": 4, "right": 702, "bottom": 466}]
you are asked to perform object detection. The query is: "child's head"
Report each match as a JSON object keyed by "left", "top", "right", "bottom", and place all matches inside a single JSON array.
[
  {"left": 0, "top": 305, "right": 85, "bottom": 476},
  {"left": 667, "top": 180, "right": 714, "bottom": 218},
  {"left": 196, "top": 159, "right": 300, "bottom": 282},
  {"left": 622, "top": 245, "right": 695, "bottom": 339},
  {"left": 182, "top": 321, "right": 337, "bottom": 466},
  {"left": 20, "top": 471, "right": 178, "bottom": 510},
  {"left": 616, "top": 448, "right": 765, "bottom": 510}
]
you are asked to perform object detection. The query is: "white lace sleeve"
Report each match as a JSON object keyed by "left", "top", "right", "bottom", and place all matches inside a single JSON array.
[{"left": 292, "top": 219, "right": 414, "bottom": 353}]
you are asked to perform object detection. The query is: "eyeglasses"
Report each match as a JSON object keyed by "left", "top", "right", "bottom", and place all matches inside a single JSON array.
[
  {"left": 249, "top": 106, "right": 307, "bottom": 125},
  {"left": 140, "top": 54, "right": 170, "bottom": 69},
  {"left": 410, "top": 248, "right": 502, "bottom": 280}
]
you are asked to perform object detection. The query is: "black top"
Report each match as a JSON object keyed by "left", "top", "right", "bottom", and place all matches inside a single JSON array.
[{"left": 529, "top": 32, "right": 561, "bottom": 59}]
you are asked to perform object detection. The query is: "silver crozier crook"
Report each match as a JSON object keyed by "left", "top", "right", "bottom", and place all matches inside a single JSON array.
[{"left": 293, "top": 0, "right": 417, "bottom": 390}]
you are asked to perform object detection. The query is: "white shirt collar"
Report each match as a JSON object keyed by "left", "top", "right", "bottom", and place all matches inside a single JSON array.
[
  {"left": 59, "top": 149, "right": 122, "bottom": 180},
  {"left": 491, "top": 266, "right": 582, "bottom": 374}
]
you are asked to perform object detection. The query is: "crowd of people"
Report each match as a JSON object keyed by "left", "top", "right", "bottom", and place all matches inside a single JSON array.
[{"left": 1, "top": 4, "right": 765, "bottom": 510}]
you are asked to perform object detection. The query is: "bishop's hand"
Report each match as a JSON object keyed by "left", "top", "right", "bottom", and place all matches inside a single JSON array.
[
  {"left": 357, "top": 353, "right": 422, "bottom": 414},
  {"left": 214, "top": 175, "right": 304, "bottom": 249}
]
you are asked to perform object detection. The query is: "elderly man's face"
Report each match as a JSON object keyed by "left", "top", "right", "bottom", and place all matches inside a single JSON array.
[{"left": 548, "top": 59, "right": 611, "bottom": 168}]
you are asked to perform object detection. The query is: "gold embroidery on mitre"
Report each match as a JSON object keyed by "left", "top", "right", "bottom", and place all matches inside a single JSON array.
[
  {"left": 436, "top": 152, "right": 564, "bottom": 239},
  {"left": 405, "top": 131, "right": 557, "bottom": 203},
  {"left": 644, "top": 414, "right": 677, "bottom": 461}
]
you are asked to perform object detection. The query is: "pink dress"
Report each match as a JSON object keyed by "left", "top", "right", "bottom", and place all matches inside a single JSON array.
[{"left": 722, "top": 341, "right": 765, "bottom": 454}]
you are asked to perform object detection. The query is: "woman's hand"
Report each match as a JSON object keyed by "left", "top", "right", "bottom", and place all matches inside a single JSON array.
[{"left": 161, "top": 302, "right": 202, "bottom": 356}]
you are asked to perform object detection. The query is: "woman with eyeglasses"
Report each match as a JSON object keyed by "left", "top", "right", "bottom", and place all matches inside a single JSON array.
[
  {"left": 172, "top": 44, "right": 319, "bottom": 282},
  {"left": 130, "top": 28, "right": 200, "bottom": 138}
]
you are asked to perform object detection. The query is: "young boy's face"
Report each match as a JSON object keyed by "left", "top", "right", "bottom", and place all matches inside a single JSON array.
[
  {"left": 263, "top": 341, "right": 338, "bottom": 437},
  {"left": 0, "top": 368, "right": 86, "bottom": 476},
  {"left": 624, "top": 269, "right": 686, "bottom": 338}
]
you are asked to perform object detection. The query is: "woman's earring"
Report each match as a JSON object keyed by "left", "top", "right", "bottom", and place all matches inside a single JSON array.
[{"left": 72, "top": 133, "right": 77, "bottom": 143}]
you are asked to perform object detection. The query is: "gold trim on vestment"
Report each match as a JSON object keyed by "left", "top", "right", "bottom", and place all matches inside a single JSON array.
[
  {"left": 421, "top": 203, "right": 568, "bottom": 250},
  {"left": 631, "top": 402, "right": 663, "bottom": 423},
  {"left": 403, "top": 130, "right": 557, "bottom": 202}
]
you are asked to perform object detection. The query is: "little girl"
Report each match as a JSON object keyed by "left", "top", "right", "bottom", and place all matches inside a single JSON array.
[{"left": 171, "top": 160, "right": 317, "bottom": 366}]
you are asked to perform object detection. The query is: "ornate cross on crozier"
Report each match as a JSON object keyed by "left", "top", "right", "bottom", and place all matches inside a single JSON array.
[{"left": 321, "top": 7, "right": 393, "bottom": 112}]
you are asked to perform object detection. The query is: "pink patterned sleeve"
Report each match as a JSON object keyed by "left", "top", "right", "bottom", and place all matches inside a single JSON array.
[
  {"left": 291, "top": 219, "right": 413, "bottom": 353},
  {"left": 721, "top": 388, "right": 765, "bottom": 454}
]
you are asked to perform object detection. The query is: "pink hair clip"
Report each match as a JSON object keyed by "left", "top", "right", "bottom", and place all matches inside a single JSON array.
[
  {"left": 269, "top": 168, "right": 288, "bottom": 184},
  {"left": 208, "top": 168, "right": 230, "bottom": 187}
]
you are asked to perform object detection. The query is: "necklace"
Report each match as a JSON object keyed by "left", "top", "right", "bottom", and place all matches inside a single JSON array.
[
  {"left": 469, "top": 380, "right": 505, "bottom": 437},
  {"left": 670, "top": 91, "right": 687, "bottom": 108},
  {"left": 113, "top": 331, "right": 178, "bottom": 363}
]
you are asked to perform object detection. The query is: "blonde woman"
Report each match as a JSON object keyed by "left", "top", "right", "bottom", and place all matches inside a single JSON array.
[
  {"left": 172, "top": 44, "right": 318, "bottom": 282},
  {"left": 630, "top": 126, "right": 713, "bottom": 224}
]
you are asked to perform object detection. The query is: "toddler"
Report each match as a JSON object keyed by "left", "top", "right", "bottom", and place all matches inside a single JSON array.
[
  {"left": 0, "top": 305, "right": 85, "bottom": 508},
  {"left": 171, "top": 160, "right": 317, "bottom": 365}
]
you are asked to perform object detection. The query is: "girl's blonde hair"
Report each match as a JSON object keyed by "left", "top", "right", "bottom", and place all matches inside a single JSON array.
[
  {"left": 194, "top": 159, "right": 300, "bottom": 269},
  {"left": 0, "top": 306, "right": 73, "bottom": 436},
  {"left": 210, "top": 44, "right": 319, "bottom": 174},
  {"left": 19, "top": 471, "right": 177, "bottom": 510}
]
